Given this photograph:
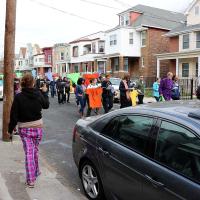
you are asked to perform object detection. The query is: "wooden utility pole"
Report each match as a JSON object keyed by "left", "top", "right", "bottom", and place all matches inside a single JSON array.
[{"left": 2, "top": 0, "right": 17, "bottom": 141}]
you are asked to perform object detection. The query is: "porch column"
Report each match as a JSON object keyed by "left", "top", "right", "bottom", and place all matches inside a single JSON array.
[
  {"left": 157, "top": 59, "right": 160, "bottom": 78},
  {"left": 106, "top": 58, "right": 111, "bottom": 74},
  {"left": 198, "top": 56, "right": 200, "bottom": 77},
  {"left": 176, "top": 58, "right": 179, "bottom": 76}
]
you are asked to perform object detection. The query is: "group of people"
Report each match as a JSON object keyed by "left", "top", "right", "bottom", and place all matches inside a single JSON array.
[
  {"left": 153, "top": 72, "right": 180, "bottom": 102},
  {"left": 36, "top": 75, "right": 71, "bottom": 104},
  {"left": 74, "top": 74, "right": 147, "bottom": 117}
]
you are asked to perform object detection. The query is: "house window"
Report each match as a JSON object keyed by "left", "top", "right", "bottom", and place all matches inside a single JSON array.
[
  {"left": 141, "top": 57, "right": 145, "bottom": 68},
  {"left": 73, "top": 46, "right": 79, "bottom": 57},
  {"left": 74, "top": 65, "right": 79, "bottom": 73},
  {"left": 182, "top": 63, "right": 189, "bottom": 77},
  {"left": 129, "top": 32, "right": 134, "bottom": 44},
  {"left": 124, "top": 58, "right": 129, "bottom": 72},
  {"left": 196, "top": 62, "right": 199, "bottom": 77},
  {"left": 98, "top": 41, "right": 105, "bottom": 53},
  {"left": 195, "top": 6, "right": 199, "bottom": 16},
  {"left": 196, "top": 32, "right": 200, "bottom": 48},
  {"left": 141, "top": 31, "right": 147, "bottom": 47},
  {"left": 60, "top": 52, "right": 64, "bottom": 60},
  {"left": 120, "top": 16, "right": 124, "bottom": 26},
  {"left": 110, "top": 34, "right": 117, "bottom": 46},
  {"left": 114, "top": 58, "right": 119, "bottom": 71},
  {"left": 92, "top": 42, "right": 96, "bottom": 53},
  {"left": 39, "top": 58, "right": 44, "bottom": 62},
  {"left": 183, "top": 34, "right": 190, "bottom": 49},
  {"left": 48, "top": 55, "right": 52, "bottom": 63},
  {"left": 124, "top": 14, "right": 130, "bottom": 26}
]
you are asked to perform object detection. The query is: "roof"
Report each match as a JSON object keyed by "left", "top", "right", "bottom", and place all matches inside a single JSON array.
[
  {"left": 165, "top": 24, "right": 200, "bottom": 37},
  {"left": 119, "top": 4, "right": 186, "bottom": 30}
]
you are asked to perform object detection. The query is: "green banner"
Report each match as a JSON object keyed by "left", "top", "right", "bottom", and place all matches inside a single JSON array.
[{"left": 66, "top": 73, "right": 80, "bottom": 84}]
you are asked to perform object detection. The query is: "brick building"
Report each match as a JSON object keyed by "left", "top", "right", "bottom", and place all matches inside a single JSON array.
[
  {"left": 95, "top": 4, "right": 185, "bottom": 79},
  {"left": 156, "top": 0, "right": 200, "bottom": 79}
]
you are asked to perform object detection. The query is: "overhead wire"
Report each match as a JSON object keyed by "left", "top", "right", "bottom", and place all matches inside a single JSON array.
[
  {"left": 79, "top": 0, "right": 121, "bottom": 10},
  {"left": 29, "top": 0, "right": 112, "bottom": 27}
]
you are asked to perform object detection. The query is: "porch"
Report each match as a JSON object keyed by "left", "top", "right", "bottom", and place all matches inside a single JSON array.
[{"left": 156, "top": 50, "right": 200, "bottom": 78}]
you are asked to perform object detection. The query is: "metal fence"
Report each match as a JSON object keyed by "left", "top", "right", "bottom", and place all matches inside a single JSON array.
[{"left": 142, "top": 77, "right": 199, "bottom": 100}]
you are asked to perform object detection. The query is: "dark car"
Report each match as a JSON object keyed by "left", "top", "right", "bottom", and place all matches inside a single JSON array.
[{"left": 72, "top": 100, "right": 200, "bottom": 200}]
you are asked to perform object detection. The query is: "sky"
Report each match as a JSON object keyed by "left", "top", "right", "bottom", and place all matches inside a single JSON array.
[{"left": 0, "top": 0, "right": 193, "bottom": 56}]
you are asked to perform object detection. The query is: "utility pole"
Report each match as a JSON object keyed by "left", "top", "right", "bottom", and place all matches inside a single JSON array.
[{"left": 2, "top": 0, "right": 17, "bottom": 141}]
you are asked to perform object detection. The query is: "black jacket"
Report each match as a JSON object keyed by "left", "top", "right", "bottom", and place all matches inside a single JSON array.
[{"left": 8, "top": 88, "right": 49, "bottom": 133}]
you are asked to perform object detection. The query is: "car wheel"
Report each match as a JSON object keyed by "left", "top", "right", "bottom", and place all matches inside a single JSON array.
[{"left": 80, "top": 161, "right": 105, "bottom": 200}]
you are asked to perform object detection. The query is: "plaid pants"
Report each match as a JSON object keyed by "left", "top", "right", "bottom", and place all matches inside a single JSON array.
[{"left": 19, "top": 128, "right": 43, "bottom": 184}]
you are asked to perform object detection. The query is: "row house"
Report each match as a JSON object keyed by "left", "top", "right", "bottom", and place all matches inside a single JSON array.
[
  {"left": 15, "top": 47, "right": 27, "bottom": 71},
  {"left": 94, "top": 5, "right": 185, "bottom": 78},
  {"left": 157, "top": 0, "right": 200, "bottom": 78},
  {"left": 15, "top": 44, "right": 53, "bottom": 76},
  {"left": 69, "top": 32, "right": 105, "bottom": 74},
  {"left": 53, "top": 43, "right": 70, "bottom": 77}
]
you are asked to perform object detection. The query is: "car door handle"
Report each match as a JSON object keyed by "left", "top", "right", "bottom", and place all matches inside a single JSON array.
[
  {"left": 98, "top": 147, "right": 110, "bottom": 157},
  {"left": 145, "top": 175, "right": 164, "bottom": 188}
]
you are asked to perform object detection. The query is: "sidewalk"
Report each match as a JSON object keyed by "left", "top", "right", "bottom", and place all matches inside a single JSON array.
[{"left": 0, "top": 135, "right": 86, "bottom": 200}]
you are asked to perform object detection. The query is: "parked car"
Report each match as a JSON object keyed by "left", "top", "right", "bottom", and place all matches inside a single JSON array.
[
  {"left": 72, "top": 100, "right": 200, "bottom": 200},
  {"left": 109, "top": 77, "right": 121, "bottom": 102},
  {"left": 0, "top": 80, "right": 3, "bottom": 100}
]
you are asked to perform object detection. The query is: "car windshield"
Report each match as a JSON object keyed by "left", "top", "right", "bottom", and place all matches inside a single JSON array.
[{"left": 110, "top": 78, "right": 121, "bottom": 86}]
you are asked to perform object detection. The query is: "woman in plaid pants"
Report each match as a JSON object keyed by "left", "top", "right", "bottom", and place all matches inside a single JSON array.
[{"left": 8, "top": 74, "right": 49, "bottom": 188}]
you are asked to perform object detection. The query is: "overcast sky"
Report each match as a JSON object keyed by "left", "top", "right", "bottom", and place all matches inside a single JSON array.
[{"left": 0, "top": 0, "right": 193, "bottom": 56}]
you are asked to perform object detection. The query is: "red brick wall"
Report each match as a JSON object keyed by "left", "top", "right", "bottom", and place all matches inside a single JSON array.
[
  {"left": 43, "top": 47, "right": 53, "bottom": 66},
  {"left": 140, "top": 28, "right": 170, "bottom": 77},
  {"left": 169, "top": 36, "right": 179, "bottom": 52}
]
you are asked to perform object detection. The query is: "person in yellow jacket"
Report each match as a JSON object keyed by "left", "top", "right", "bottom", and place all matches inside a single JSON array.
[{"left": 130, "top": 89, "right": 138, "bottom": 107}]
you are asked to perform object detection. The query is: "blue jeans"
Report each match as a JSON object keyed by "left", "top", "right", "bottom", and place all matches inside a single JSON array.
[{"left": 77, "top": 96, "right": 86, "bottom": 115}]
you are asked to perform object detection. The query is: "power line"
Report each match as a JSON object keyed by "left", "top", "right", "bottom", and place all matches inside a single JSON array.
[
  {"left": 79, "top": 0, "right": 121, "bottom": 10},
  {"left": 29, "top": 0, "right": 112, "bottom": 27},
  {"left": 112, "top": 0, "right": 132, "bottom": 8}
]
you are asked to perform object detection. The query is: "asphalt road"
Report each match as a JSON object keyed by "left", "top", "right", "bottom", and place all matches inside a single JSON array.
[{"left": 40, "top": 95, "right": 120, "bottom": 198}]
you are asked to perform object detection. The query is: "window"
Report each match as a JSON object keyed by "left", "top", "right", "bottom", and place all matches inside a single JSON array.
[
  {"left": 196, "top": 62, "right": 199, "bottom": 77},
  {"left": 155, "top": 121, "right": 200, "bottom": 183},
  {"left": 48, "top": 55, "right": 52, "bottom": 63},
  {"left": 183, "top": 34, "right": 190, "bottom": 49},
  {"left": 124, "top": 57, "right": 129, "bottom": 72},
  {"left": 195, "top": 6, "right": 199, "bottom": 16},
  {"left": 39, "top": 58, "right": 44, "bottom": 62},
  {"left": 141, "top": 57, "right": 145, "bottom": 68},
  {"left": 124, "top": 14, "right": 130, "bottom": 26},
  {"left": 74, "top": 65, "right": 79, "bottom": 73},
  {"left": 98, "top": 41, "right": 105, "bottom": 53},
  {"left": 129, "top": 32, "right": 134, "bottom": 44},
  {"left": 141, "top": 31, "right": 147, "bottom": 47},
  {"left": 60, "top": 52, "right": 64, "bottom": 60},
  {"left": 196, "top": 32, "right": 200, "bottom": 48},
  {"left": 113, "top": 57, "right": 119, "bottom": 71},
  {"left": 114, "top": 115, "right": 153, "bottom": 154},
  {"left": 92, "top": 42, "right": 96, "bottom": 53},
  {"left": 101, "top": 117, "right": 119, "bottom": 138},
  {"left": 73, "top": 46, "right": 79, "bottom": 57},
  {"left": 182, "top": 63, "right": 189, "bottom": 77},
  {"left": 120, "top": 16, "right": 124, "bottom": 26},
  {"left": 110, "top": 34, "right": 117, "bottom": 46}
]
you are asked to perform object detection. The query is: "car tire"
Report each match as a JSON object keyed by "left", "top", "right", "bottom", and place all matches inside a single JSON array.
[{"left": 80, "top": 160, "right": 105, "bottom": 200}]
